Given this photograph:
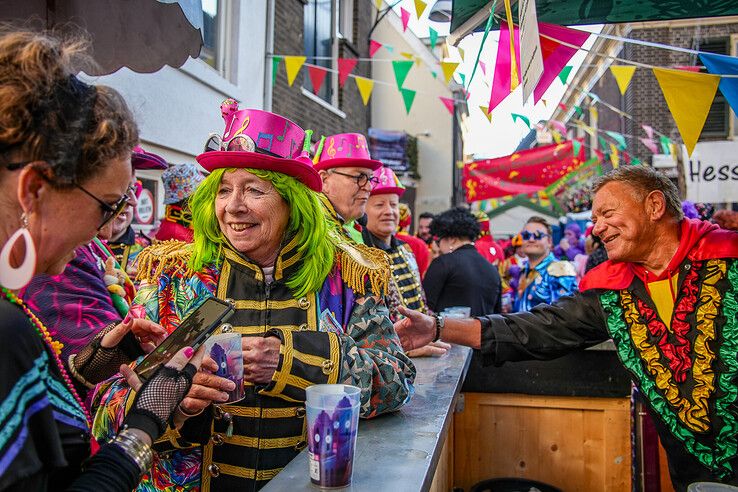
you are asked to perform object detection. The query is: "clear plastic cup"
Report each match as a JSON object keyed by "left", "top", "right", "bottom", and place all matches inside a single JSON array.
[
  {"left": 204, "top": 332, "right": 245, "bottom": 403},
  {"left": 306, "top": 384, "right": 361, "bottom": 488}
]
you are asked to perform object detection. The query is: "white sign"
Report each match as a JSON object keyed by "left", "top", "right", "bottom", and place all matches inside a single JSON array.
[
  {"left": 518, "top": 0, "right": 544, "bottom": 103},
  {"left": 683, "top": 141, "right": 738, "bottom": 203},
  {"left": 135, "top": 188, "right": 155, "bottom": 224}
]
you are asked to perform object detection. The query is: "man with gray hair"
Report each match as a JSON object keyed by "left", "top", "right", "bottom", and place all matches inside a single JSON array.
[{"left": 394, "top": 165, "right": 738, "bottom": 489}]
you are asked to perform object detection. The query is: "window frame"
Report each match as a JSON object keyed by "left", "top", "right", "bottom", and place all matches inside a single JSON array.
[
  {"left": 199, "top": 0, "right": 234, "bottom": 80},
  {"left": 303, "top": 0, "right": 343, "bottom": 111}
]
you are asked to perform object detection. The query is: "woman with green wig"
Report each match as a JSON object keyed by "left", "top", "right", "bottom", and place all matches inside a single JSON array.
[{"left": 91, "top": 101, "right": 416, "bottom": 491}]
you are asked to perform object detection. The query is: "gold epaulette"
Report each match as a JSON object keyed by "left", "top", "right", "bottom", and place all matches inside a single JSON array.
[
  {"left": 334, "top": 240, "right": 391, "bottom": 297},
  {"left": 547, "top": 260, "right": 577, "bottom": 278},
  {"left": 135, "top": 240, "right": 194, "bottom": 284}
]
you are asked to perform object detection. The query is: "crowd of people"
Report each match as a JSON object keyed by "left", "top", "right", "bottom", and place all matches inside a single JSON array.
[{"left": 2, "top": 28, "right": 738, "bottom": 492}]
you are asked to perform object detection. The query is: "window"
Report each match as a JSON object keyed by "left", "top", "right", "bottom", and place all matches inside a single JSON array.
[
  {"left": 698, "top": 38, "right": 730, "bottom": 139},
  {"left": 304, "top": 0, "right": 347, "bottom": 105},
  {"left": 337, "top": 0, "right": 355, "bottom": 45},
  {"left": 199, "top": 0, "right": 231, "bottom": 77}
]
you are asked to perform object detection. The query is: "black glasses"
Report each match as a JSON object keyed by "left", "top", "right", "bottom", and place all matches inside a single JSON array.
[
  {"left": 330, "top": 169, "right": 379, "bottom": 188},
  {"left": 520, "top": 230, "right": 549, "bottom": 241},
  {"left": 74, "top": 182, "right": 133, "bottom": 230}
]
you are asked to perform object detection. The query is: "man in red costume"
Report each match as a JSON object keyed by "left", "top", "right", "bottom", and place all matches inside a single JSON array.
[
  {"left": 396, "top": 203, "right": 430, "bottom": 278},
  {"left": 394, "top": 166, "right": 738, "bottom": 490},
  {"left": 473, "top": 210, "right": 505, "bottom": 266}
]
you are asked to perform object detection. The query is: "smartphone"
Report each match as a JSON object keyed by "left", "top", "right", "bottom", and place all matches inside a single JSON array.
[{"left": 134, "top": 297, "right": 235, "bottom": 382}]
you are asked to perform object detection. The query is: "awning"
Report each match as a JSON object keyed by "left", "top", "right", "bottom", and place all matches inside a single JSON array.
[{"left": 451, "top": 0, "right": 738, "bottom": 43}]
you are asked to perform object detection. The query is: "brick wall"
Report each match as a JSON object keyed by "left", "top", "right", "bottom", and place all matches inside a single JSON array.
[{"left": 272, "top": 0, "right": 372, "bottom": 137}]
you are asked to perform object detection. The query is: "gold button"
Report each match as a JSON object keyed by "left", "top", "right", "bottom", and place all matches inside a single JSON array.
[
  {"left": 298, "top": 297, "right": 310, "bottom": 309},
  {"left": 220, "top": 323, "right": 233, "bottom": 333},
  {"left": 212, "top": 434, "right": 224, "bottom": 445},
  {"left": 224, "top": 298, "right": 235, "bottom": 306},
  {"left": 321, "top": 359, "right": 335, "bottom": 375},
  {"left": 298, "top": 323, "right": 308, "bottom": 331},
  {"left": 213, "top": 406, "right": 224, "bottom": 419},
  {"left": 208, "top": 464, "right": 220, "bottom": 477},
  {"left": 295, "top": 407, "right": 306, "bottom": 417},
  {"left": 295, "top": 440, "right": 307, "bottom": 451}
]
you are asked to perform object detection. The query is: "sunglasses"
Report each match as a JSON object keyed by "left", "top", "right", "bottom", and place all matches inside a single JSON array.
[
  {"left": 520, "top": 230, "right": 549, "bottom": 241},
  {"left": 204, "top": 133, "right": 256, "bottom": 153},
  {"left": 75, "top": 182, "right": 135, "bottom": 230},
  {"left": 330, "top": 169, "right": 379, "bottom": 188}
]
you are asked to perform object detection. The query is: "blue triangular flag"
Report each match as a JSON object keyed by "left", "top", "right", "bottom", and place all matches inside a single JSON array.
[{"left": 700, "top": 52, "right": 738, "bottom": 115}]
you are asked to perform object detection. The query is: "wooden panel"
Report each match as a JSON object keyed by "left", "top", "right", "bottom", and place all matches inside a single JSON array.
[
  {"left": 454, "top": 393, "right": 631, "bottom": 492},
  {"left": 659, "top": 440, "right": 676, "bottom": 492},
  {"left": 430, "top": 420, "right": 454, "bottom": 492}
]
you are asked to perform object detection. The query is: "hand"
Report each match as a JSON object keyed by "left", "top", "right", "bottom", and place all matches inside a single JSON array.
[
  {"left": 559, "top": 238, "right": 570, "bottom": 251},
  {"left": 242, "top": 336, "right": 280, "bottom": 385},
  {"left": 394, "top": 306, "right": 436, "bottom": 351},
  {"left": 101, "top": 314, "right": 167, "bottom": 353},
  {"left": 173, "top": 355, "right": 236, "bottom": 427},
  {"left": 406, "top": 340, "right": 451, "bottom": 358}
]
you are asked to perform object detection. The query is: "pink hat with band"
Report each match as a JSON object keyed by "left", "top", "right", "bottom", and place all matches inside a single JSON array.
[
  {"left": 132, "top": 146, "right": 167, "bottom": 170},
  {"left": 312, "top": 133, "right": 382, "bottom": 171},
  {"left": 370, "top": 166, "right": 405, "bottom": 196},
  {"left": 196, "top": 99, "right": 321, "bottom": 192}
]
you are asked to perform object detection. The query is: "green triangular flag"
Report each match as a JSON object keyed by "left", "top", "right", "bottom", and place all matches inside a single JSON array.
[
  {"left": 605, "top": 131, "right": 627, "bottom": 150},
  {"left": 431, "top": 70, "right": 437, "bottom": 79},
  {"left": 385, "top": 45, "right": 394, "bottom": 53},
  {"left": 598, "top": 136, "right": 608, "bottom": 151},
  {"left": 511, "top": 113, "right": 531, "bottom": 128},
  {"left": 400, "top": 88, "right": 416, "bottom": 114},
  {"left": 459, "top": 73, "right": 466, "bottom": 87},
  {"left": 631, "top": 157, "right": 642, "bottom": 166},
  {"left": 573, "top": 105, "right": 583, "bottom": 117},
  {"left": 392, "top": 60, "right": 414, "bottom": 89},
  {"left": 272, "top": 56, "right": 282, "bottom": 86},
  {"left": 659, "top": 135, "right": 671, "bottom": 154},
  {"left": 572, "top": 139, "right": 582, "bottom": 157},
  {"left": 429, "top": 27, "right": 438, "bottom": 51},
  {"left": 558, "top": 65, "right": 573, "bottom": 84}
]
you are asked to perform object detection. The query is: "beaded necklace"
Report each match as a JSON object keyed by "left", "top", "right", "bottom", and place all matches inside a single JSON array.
[{"left": 0, "top": 286, "right": 92, "bottom": 428}]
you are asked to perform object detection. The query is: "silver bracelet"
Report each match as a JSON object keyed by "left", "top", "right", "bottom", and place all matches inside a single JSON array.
[{"left": 112, "top": 427, "right": 153, "bottom": 475}]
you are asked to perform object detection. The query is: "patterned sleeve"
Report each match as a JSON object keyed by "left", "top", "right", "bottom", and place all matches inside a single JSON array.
[
  {"left": 550, "top": 274, "right": 579, "bottom": 303},
  {"left": 263, "top": 296, "right": 416, "bottom": 419}
]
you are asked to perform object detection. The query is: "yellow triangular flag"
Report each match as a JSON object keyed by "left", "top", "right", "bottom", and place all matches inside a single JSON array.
[
  {"left": 610, "top": 66, "right": 637, "bottom": 96},
  {"left": 401, "top": 52, "right": 414, "bottom": 60},
  {"left": 552, "top": 130, "right": 563, "bottom": 143},
  {"left": 414, "top": 0, "right": 427, "bottom": 18},
  {"left": 374, "top": 0, "right": 383, "bottom": 10},
  {"left": 653, "top": 68, "right": 720, "bottom": 156},
  {"left": 479, "top": 106, "right": 492, "bottom": 123},
  {"left": 284, "top": 56, "right": 306, "bottom": 87},
  {"left": 440, "top": 61, "right": 460, "bottom": 84},
  {"left": 457, "top": 47, "right": 465, "bottom": 61},
  {"left": 609, "top": 143, "right": 620, "bottom": 168},
  {"left": 355, "top": 76, "right": 374, "bottom": 105},
  {"left": 590, "top": 106, "right": 598, "bottom": 123},
  {"left": 541, "top": 99, "right": 547, "bottom": 107}
]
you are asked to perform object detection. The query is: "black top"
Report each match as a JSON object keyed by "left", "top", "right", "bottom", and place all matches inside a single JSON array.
[
  {"left": 0, "top": 299, "right": 139, "bottom": 491},
  {"left": 422, "top": 244, "right": 502, "bottom": 316}
]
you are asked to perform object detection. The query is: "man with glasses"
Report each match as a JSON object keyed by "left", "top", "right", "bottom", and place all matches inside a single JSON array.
[
  {"left": 312, "top": 133, "right": 382, "bottom": 244},
  {"left": 514, "top": 216, "right": 577, "bottom": 312}
]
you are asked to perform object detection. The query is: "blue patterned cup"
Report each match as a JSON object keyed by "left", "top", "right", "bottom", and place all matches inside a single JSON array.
[
  {"left": 204, "top": 333, "right": 245, "bottom": 403},
  {"left": 306, "top": 384, "right": 361, "bottom": 488}
]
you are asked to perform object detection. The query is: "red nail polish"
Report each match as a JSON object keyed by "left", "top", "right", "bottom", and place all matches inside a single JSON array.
[
  {"left": 123, "top": 313, "right": 132, "bottom": 323},
  {"left": 184, "top": 347, "right": 194, "bottom": 358}
]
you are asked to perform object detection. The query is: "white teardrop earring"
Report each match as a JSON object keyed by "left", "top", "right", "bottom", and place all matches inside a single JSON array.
[{"left": 0, "top": 213, "right": 37, "bottom": 290}]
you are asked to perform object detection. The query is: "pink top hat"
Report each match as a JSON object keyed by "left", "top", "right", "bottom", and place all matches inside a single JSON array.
[
  {"left": 370, "top": 166, "right": 405, "bottom": 196},
  {"left": 132, "top": 146, "right": 168, "bottom": 170},
  {"left": 196, "top": 99, "right": 322, "bottom": 192},
  {"left": 312, "top": 133, "right": 382, "bottom": 172}
]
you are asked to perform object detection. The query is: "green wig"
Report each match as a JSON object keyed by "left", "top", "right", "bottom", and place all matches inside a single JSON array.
[{"left": 188, "top": 168, "right": 335, "bottom": 298}]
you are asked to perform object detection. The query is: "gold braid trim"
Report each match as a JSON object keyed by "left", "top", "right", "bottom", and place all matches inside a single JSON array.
[
  {"left": 135, "top": 240, "right": 194, "bottom": 284},
  {"left": 334, "top": 239, "right": 390, "bottom": 296}
]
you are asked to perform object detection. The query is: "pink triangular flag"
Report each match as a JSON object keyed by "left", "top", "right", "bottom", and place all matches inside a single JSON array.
[
  {"left": 307, "top": 66, "right": 328, "bottom": 95},
  {"left": 439, "top": 96, "right": 455, "bottom": 115},
  {"left": 369, "top": 40, "right": 383, "bottom": 58},
  {"left": 338, "top": 58, "right": 358, "bottom": 88},
  {"left": 488, "top": 22, "right": 521, "bottom": 113},
  {"left": 479, "top": 61, "right": 487, "bottom": 76},
  {"left": 400, "top": 7, "right": 411, "bottom": 32},
  {"left": 639, "top": 137, "right": 659, "bottom": 154},
  {"left": 642, "top": 124, "right": 654, "bottom": 141},
  {"left": 550, "top": 120, "right": 567, "bottom": 135},
  {"left": 533, "top": 23, "right": 590, "bottom": 104}
]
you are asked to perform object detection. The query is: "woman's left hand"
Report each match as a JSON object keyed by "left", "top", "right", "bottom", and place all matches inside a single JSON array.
[
  {"left": 242, "top": 336, "right": 280, "bottom": 384},
  {"left": 406, "top": 340, "right": 451, "bottom": 358},
  {"left": 101, "top": 315, "right": 167, "bottom": 353}
]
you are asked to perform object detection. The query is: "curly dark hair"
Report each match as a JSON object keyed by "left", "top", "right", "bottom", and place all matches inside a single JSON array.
[{"left": 430, "top": 206, "right": 480, "bottom": 241}]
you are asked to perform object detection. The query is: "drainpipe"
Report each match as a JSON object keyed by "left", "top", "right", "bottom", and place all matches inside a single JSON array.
[{"left": 263, "top": 0, "right": 275, "bottom": 111}]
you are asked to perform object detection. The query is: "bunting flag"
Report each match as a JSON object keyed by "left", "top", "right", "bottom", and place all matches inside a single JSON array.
[
  {"left": 558, "top": 65, "right": 573, "bottom": 84},
  {"left": 642, "top": 124, "right": 654, "bottom": 141},
  {"left": 552, "top": 130, "right": 562, "bottom": 143},
  {"left": 429, "top": 27, "right": 439, "bottom": 51},
  {"left": 610, "top": 65, "right": 637, "bottom": 95},
  {"left": 573, "top": 105, "right": 583, "bottom": 117},
  {"left": 598, "top": 136, "right": 608, "bottom": 151},
  {"left": 337, "top": 58, "right": 358, "bottom": 88},
  {"left": 271, "top": 56, "right": 282, "bottom": 86},
  {"left": 401, "top": 52, "right": 414, "bottom": 60},
  {"left": 355, "top": 76, "right": 374, "bottom": 105},
  {"left": 479, "top": 105, "right": 492, "bottom": 122},
  {"left": 369, "top": 40, "right": 383, "bottom": 58},
  {"left": 440, "top": 96, "right": 455, "bottom": 114},
  {"left": 463, "top": 140, "right": 584, "bottom": 201},
  {"left": 431, "top": 70, "right": 438, "bottom": 79},
  {"left": 589, "top": 106, "right": 598, "bottom": 123},
  {"left": 550, "top": 120, "right": 567, "bottom": 134},
  {"left": 307, "top": 65, "right": 327, "bottom": 95},
  {"left": 400, "top": 7, "right": 411, "bottom": 32},
  {"left": 459, "top": 73, "right": 467, "bottom": 87},
  {"left": 374, "top": 0, "right": 383, "bottom": 10},
  {"left": 659, "top": 135, "right": 671, "bottom": 154},
  {"left": 440, "top": 61, "right": 460, "bottom": 84},
  {"left": 605, "top": 131, "right": 627, "bottom": 150},
  {"left": 479, "top": 61, "right": 487, "bottom": 76},
  {"left": 392, "top": 60, "right": 414, "bottom": 89},
  {"left": 284, "top": 56, "right": 306, "bottom": 86},
  {"left": 609, "top": 143, "right": 620, "bottom": 168},
  {"left": 511, "top": 113, "right": 531, "bottom": 128},
  {"left": 502, "top": 0, "right": 519, "bottom": 91},
  {"left": 414, "top": 0, "right": 427, "bottom": 18},
  {"left": 488, "top": 21, "right": 520, "bottom": 113},
  {"left": 458, "top": 47, "right": 465, "bottom": 61},
  {"left": 699, "top": 52, "right": 738, "bottom": 115},
  {"left": 558, "top": 102, "right": 567, "bottom": 111},
  {"left": 593, "top": 149, "right": 604, "bottom": 163},
  {"left": 400, "top": 88, "right": 416, "bottom": 114},
  {"left": 572, "top": 139, "right": 582, "bottom": 157},
  {"left": 653, "top": 68, "right": 720, "bottom": 156},
  {"left": 385, "top": 45, "right": 394, "bottom": 53},
  {"left": 639, "top": 137, "right": 659, "bottom": 154}
]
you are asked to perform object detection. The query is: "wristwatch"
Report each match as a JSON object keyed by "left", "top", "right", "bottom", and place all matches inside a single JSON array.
[{"left": 432, "top": 313, "right": 445, "bottom": 342}]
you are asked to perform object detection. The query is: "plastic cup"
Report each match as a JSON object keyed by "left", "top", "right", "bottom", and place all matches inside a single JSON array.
[
  {"left": 306, "top": 384, "right": 361, "bottom": 488},
  {"left": 444, "top": 306, "right": 472, "bottom": 317},
  {"left": 204, "top": 332, "right": 245, "bottom": 403}
]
